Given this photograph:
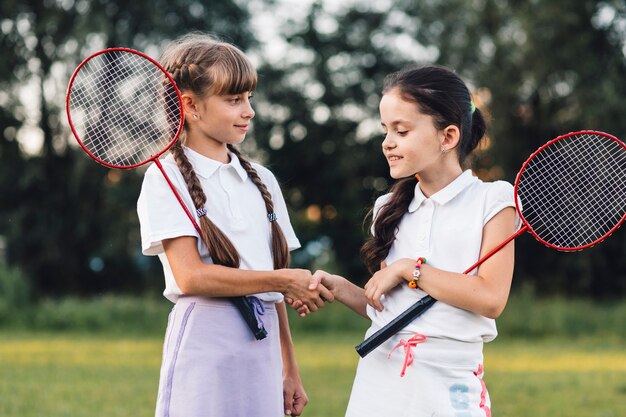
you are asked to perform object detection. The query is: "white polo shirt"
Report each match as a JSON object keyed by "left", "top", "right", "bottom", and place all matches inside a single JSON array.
[
  {"left": 368, "top": 170, "right": 519, "bottom": 343},
  {"left": 137, "top": 146, "right": 300, "bottom": 303}
]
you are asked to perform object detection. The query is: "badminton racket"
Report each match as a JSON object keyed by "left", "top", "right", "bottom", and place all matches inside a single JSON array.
[
  {"left": 66, "top": 47, "right": 267, "bottom": 340},
  {"left": 356, "top": 130, "right": 626, "bottom": 357}
]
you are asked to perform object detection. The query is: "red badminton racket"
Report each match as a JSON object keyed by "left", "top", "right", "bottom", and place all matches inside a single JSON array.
[
  {"left": 66, "top": 48, "right": 267, "bottom": 340},
  {"left": 356, "top": 130, "right": 626, "bottom": 357}
]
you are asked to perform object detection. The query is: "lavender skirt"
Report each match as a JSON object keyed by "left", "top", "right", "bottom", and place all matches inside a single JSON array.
[{"left": 155, "top": 296, "right": 283, "bottom": 417}]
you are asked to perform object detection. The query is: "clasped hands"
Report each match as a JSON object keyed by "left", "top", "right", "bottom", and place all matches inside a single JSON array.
[
  {"left": 282, "top": 269, "right": 334, "bottom": 315},
  {"left": 285, "top": 270, "right": 341, "bottom": 316},
  {"left": 285, "top": 259, "right": 416, "bottom": 316}
]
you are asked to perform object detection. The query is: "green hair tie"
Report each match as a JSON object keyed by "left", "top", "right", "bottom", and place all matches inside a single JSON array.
[{"left": 470, "top": 101, "right": 476, "bottom": 114}]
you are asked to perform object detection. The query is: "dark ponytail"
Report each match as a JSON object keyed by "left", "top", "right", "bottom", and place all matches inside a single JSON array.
[
  {"left": 361, "top": 177, "right": 417, "bottom": 273},
  {"left": 461, "top": 107, "right": 487, "bottom": 162}
]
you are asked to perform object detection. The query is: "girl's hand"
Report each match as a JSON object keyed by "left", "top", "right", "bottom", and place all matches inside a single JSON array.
[
  {"left": 364, "top": 258, "right": 413, "bottom": 311},
  {"left": 283, "top": 371, "right": 308, "bottom": 416},
  {"left": 311, "top": 270, "right": 340, "bottom": 294},
  {"left": 285, "top": 270, "right": 335, "bottom": 316},
  {"left": 288, "top": 270, "right": 338, "bottom": 316},
  {"left": 285, "top": 298, "right": 311, "bottom": 317},
  {"left": 282, "top": 269, "right": 333, "bottom": 313},
  {"left": 284, "top": 297, "right": 311, "bottom": 317}
]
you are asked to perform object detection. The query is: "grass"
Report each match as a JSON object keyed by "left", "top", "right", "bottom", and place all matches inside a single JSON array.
[
  {"left": 0, "top": 334, "right": 161, "bottom": 417},
  {"left": 1, "top": 291, "right": 625, "bottom": 339},
  {"left": 483, "top": 338, "right": 626, "bottom": 417},
  {"left": 0, "top": 332, "right": 624, "bottom": 417},
  {"left": 0, "top": 294, "right": 624, "bottom": 416}
]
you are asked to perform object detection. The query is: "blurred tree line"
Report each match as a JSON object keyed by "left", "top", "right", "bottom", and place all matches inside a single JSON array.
[{"left": 1, "top": 0, "right": 625, "bottom": 300}]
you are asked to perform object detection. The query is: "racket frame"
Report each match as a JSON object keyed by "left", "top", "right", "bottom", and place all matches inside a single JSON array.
[
  {"left": 514, "top": 130, "right": 626, "bottom": 252},
  {"left": 66, "top": 47, "right": 185, "bottom": 170}
]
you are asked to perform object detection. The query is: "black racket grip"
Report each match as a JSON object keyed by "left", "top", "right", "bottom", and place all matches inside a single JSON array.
[
  {"left": 231, "top": 296, "right": 268, "bottom": 340},
  {"left": 355, "top": 295, "right": 437, "bottom": 357}
]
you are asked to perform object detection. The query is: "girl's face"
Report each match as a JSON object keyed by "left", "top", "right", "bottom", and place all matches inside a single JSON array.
[
  {"left": 186, "top": 90, "right": 255, "bottom": 147},
  {"left": 379, "top": 89, "right": 444, "bottom": 179}
]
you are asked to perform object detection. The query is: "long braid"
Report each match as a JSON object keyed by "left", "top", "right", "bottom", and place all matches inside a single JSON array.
[
  {"left": 160, "top": 34, "right": 282, "bottom": 269},
  {"left": 360, "top": 177, "right": 417, "bottom": 273},
  {"left": 170, "top": 140, "right": 240, "bottom": 267},
  {"left": 228, "top": 145, "right": 290, "bottom": 269}
]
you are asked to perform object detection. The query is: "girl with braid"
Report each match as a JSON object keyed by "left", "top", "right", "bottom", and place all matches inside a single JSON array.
[
  {"left": 302, "top": 65, "right": 519, "bottom": 417},
  {"left": 137, "top": 33, "right": 331, "bottom": 417}
]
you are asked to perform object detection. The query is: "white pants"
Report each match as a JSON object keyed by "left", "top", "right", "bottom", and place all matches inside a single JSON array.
[{"left": 346, "top": 326, "right": 491, "bottom": 417}]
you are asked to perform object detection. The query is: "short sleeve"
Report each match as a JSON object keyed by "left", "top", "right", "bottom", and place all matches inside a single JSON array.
[
  {"left": 262, "top": 166, "right": 301, "bottom": 251},
  {"left": 370, "top": 193, "right": 393, "bottom": 236},
  {"left": 483, "top": 181, "right": 522, "bottom": 229},
  {"left": 136, "top": 164, "right": 199, "bottom": 256}
]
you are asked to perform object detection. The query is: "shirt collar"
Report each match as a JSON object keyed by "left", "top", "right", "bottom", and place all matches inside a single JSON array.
[
  {"left": 184, "top": 146, "right": 248, "bottom": 182},
  {"left": 408, "top": 169, "right": 477, "bottom": 212}
]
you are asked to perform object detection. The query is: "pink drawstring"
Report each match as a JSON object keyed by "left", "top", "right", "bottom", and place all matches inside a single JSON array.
[{"left": 388, "top": 333, "right": 427, "bottom": 377}]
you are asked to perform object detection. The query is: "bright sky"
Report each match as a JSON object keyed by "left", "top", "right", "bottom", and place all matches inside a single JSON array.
[
  {"left": 12, "top": 0, "right": 624, "bottom": 155},
  {"left": 16, "top": 0, "right": 352, "bottom": 155}
]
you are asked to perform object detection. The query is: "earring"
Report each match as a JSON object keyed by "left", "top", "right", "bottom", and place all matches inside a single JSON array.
[{"left": 192, "top": 114, "right": 199, "bottom": 120}]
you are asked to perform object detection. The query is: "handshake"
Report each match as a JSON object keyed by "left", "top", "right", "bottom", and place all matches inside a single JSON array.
[{"left": 282, "top": 269, "right": 340, "bottom": 317}]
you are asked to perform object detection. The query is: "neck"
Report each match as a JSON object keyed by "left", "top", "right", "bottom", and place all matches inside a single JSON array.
[
  {"left": 184, "top": 133, "right": 230, "bottom": 163},
  {"left": 417, "top": 164, "right": 464, "bottom": 197}
]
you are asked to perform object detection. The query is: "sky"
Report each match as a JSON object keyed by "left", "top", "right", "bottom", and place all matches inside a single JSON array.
[
  {"left": 11, "top": 0, "right": 625, "bottom": 155},
  {"left": 14, "top": 0, "right": 355, "bottom": 155}
]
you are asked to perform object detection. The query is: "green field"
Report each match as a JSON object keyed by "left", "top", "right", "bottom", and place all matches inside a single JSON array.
[{"left": 1, "top": 332, "right": 624, "bottom": 417}]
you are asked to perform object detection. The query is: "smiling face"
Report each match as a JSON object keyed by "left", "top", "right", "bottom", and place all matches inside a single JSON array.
[
  {"left": 160, "top": 37, "right": 258, "bottom": 161},
  {"left": 379, "top": 89, "right": 445, "bottom": 179},
  {"left": 194, "top": 91, "right": 255, "bottom": 145},
  {"left": 180, "top": 90, "right": 255, "bottom": 160}
]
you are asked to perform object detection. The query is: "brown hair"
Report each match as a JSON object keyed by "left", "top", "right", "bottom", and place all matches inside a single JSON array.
[
  {"left": 361, "top": 65, "right": 487, "bottom": 273},
  {"left": 161, "top": 33, "right": 289, "bottom": 269}
]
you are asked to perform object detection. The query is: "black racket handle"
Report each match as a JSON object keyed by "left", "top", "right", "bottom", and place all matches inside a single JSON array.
[
  {"left": 355, "top": 295, "right": 437, "bottom": 357},
  {"left": 231, "top": 296, "right": 268, "bottom": 340}
]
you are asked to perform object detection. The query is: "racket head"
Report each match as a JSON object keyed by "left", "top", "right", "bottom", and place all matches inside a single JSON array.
[
  {"left": 514, "top": 130, "right": 626, "bottom": 251},
  {"left": 66, "top": 48, "right": 184, "bottom": 169}
]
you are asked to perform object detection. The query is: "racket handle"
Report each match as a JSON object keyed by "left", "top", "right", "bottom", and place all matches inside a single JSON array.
[
  {"left": 231, "top": 296, "right": 268, "bottom": 340},
  {"left": 355, "top": 295, "right": 437, "bottom": 357},
  {"left": 355, "top": 226, "right": 527, "bottom": 357}
]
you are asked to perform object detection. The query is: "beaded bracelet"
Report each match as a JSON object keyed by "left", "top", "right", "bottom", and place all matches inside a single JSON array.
[{"left": 408, "top": 257, "right": 426, "bottom": 288}]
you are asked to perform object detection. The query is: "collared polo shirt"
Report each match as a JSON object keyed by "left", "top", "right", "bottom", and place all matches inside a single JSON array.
[
  {"left": 368, "top": 170, "right": 519, "bottom": 342},
  {"left": 137, "top": 146, "right": 300, "bottom": 303}
]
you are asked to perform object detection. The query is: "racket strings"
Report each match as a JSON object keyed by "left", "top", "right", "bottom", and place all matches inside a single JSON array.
[
  {"left": 526, "top": 136, "right": 626, "bottom": 247},
  {"left": 531, "top": 139, "right": 623, "bottom": 244},
  {"left": 91, "top": 59, "right": 175, "bottom": 163},
  {"left": 518, "top": 133, "right": 626, "bottom": 248},
  {"left": 68, "top": 50, "right": 181, "bottom": 167}
]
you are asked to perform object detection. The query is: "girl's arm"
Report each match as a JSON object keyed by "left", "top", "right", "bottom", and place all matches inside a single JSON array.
[
  {"left": 277, "top": 301, "right": 308, "bottom": 416},
  {"left": 163, "top": 236, "right": 333, "bottom": 311},
  {"left": 307, "top": 271, "right": 369, "bottom": 318},
  {"left": 365, "top": 207, "right": 516, "bottom": 318}
]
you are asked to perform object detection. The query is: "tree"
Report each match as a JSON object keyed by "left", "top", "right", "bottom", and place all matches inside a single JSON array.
[
  {"left": 253, "top": 0, "right": 626, "bottom": 296},
  {"left": 0, "top": 0, "right": 255, "bottom": 296},
  {"left": 2, "top": 0, "right": 624, "bottom": 298}
]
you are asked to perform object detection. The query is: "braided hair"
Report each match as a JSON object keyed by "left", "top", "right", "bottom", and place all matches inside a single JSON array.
[{"left": 160, "top": 33, "right": 289, "bottom": 269}]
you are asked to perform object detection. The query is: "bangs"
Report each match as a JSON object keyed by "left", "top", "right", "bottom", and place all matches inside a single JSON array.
[{"left": 208, "top": 47, "right": 257, "bottom": 95}]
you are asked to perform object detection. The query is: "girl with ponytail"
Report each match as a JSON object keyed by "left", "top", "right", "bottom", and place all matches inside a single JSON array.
[
  {"left": 137, "top": 33, "right": 331, "bottom": 417},
  {"left": 303, "top": 65, "right": 519, "bottom": 417}
]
